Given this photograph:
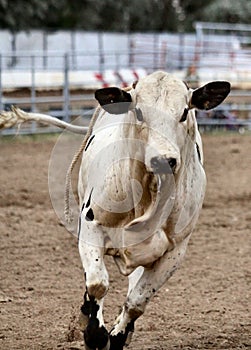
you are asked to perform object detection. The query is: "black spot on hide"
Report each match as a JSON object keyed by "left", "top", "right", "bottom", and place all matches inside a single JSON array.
[
  {"left": 135, "top": 108, "right": 144, "bottom": 121},
  {"left": 85, "top": 208, "right": 94, "bottom": 221},
  {"left": 78, "top": 216, "right": 81, "bottom": 240},
  {"left": 180, "top": 107, "right": 189, "bottom": 122},
  {"left": 81, "top": 202, "right": 85, "bottom": 212},
  {"left": 196, "top": 143, "right": 201, "bottom": 162},
  {"left": 86, "top": 188, "right": 93, "bottom": 208},
  {"left": 85, "top": 135, "right": 95, "bottom": 151}
]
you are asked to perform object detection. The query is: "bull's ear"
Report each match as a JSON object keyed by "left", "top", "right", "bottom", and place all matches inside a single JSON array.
[
  {"left": 190, "top": 81, "right": 231, "bottom": 110},
  {"left": 95, "top": 87, "right": 132, "bottom": 114}
]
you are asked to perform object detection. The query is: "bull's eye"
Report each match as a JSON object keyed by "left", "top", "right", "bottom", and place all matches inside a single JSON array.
[
  {"left": 132, "top": 80, "right": 138, "bottom": 89},
  {"left": 168, "top": 157, "right": 177, "bottom": 170},
  {"left": 135, "top": 108, "right": 144, "bottom": 122},
  {"left": 180, "top": 107, "right": 189, "bottom": 122}
]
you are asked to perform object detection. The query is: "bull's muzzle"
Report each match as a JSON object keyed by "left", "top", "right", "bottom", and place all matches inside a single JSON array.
[{"left": 150, "top": 156, "right": 177, "bottom": 174}]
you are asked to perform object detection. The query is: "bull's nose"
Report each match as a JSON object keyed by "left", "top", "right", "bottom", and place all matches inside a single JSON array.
[{"left": 150, "top": 156, "right": 177, "bottom": 174}]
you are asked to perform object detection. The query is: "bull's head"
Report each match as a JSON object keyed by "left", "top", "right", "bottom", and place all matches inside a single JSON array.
[{"left": 95, "top": 72, "right": 230, "bottom": 175}]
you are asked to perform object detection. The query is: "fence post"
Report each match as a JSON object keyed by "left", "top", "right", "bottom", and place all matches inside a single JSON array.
[
  {"left": 98, "top": 33, "right": 104, "bottom": 73},
  {"left": 31, "top": 55, "right": 36, "bottom": 132},
  {"left": 31, "top": 55, "right": 36, "bottom": 112},
  {"left": 71, "top": 31, "right": 76, "bottom": 69},
  {"left": 128, "top": 33, "right": 133, "bottom": 68},
  {"left": 43, "top": 31, "right": 47, "bottom": 69},
  {"left": 178, "top": 33, "right": 184, "bottom": 70},
  {"left": 0, "top": 54, "right": 2, "bottom": 111},
  {"left": 10, "top": 32, "right": 17, "bottom": 68},
  {"left": 153, "top": 33, "right": 159, "bottom": 70},
  {"left": 64, "top": 53, "right": 70, "bottom": 123}
]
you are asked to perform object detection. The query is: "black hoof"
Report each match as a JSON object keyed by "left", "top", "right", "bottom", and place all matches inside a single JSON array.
[
  {"left": 84, "top": 321, "right": 109, "bottom": 350},
  {"left": 109, "top": 320, "right": 134, "bottom": 350},
  {"left": 110, "top": 333, "right": 126, "bottom": 350}
]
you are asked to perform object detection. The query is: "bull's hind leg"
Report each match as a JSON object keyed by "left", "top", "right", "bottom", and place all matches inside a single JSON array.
[
  {"left": 78, "top": 214, "right": 109, "bottom": 350},
  {"left": 109, "top": 236, "right": 190, "bottom": 349}
]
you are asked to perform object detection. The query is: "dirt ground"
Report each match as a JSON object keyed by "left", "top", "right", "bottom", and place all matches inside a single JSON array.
[{"left": 0, "top": 132, "right": 250, "bottom": 350}]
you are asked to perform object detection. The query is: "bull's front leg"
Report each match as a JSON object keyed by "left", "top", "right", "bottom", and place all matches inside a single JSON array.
[
  {"left": 78, "top": 210, "right": 109, "bottom": 350},
  {"left": 110, "top": 235, "right": 190, "bottom": 350}
]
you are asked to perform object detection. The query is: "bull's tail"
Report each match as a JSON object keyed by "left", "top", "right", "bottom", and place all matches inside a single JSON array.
[{"left": 0, "top": 106, "right": 88, "bottom": 134}]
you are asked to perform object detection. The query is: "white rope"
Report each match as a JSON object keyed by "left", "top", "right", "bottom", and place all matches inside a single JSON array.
[{"left": 0, "top": 106, "right": 88, "bottom": 134}]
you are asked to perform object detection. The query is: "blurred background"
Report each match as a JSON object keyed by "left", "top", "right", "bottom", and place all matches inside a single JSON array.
[{"left": 0, "top": 0, "right": 251, "bottom": 134}]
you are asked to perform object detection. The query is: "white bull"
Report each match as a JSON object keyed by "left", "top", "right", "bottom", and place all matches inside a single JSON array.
[{"left": 0, "top": 71, "right": 230, "bottom": 350}]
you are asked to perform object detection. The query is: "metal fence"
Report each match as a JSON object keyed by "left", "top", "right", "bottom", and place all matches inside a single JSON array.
[
  {"left": 1, "top": 25, "right": 251, "bottom": 135},
  {"left": 1, "top": 27, "right": 251, "bottom": 71}
]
